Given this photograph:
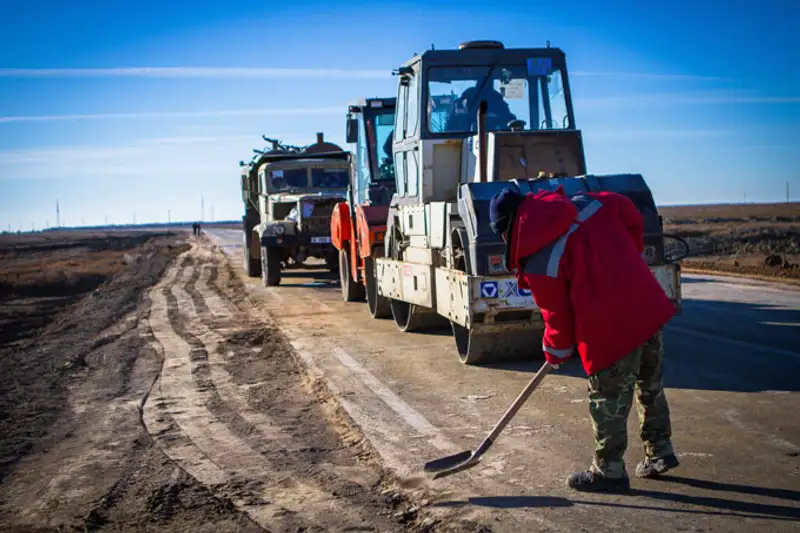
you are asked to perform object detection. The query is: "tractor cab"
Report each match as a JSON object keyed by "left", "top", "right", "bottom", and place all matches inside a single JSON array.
[
  {"left": 390, "top": 40, "right": 587, "bottom": 203},
  {"left": 346, "top": 97, "right": 397, "bottom": 205}
]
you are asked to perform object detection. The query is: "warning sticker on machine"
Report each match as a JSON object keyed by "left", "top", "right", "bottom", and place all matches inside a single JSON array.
[{"left": 499, "top": 79, "right": 526, "bottom": 100}]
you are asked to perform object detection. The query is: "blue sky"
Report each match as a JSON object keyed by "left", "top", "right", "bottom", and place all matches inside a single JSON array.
[{"left": 0, "top": 0, "right": 798, "bottom": 230}]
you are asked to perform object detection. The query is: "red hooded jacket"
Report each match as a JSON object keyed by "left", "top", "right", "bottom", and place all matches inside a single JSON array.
[{"left": 506, "top": 187, "right": 675, "bottom": 375}]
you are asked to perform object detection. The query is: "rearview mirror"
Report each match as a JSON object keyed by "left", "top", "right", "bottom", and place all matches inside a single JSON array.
[{"left": 346, "top": 118, "right": 358, "bottom": 143}]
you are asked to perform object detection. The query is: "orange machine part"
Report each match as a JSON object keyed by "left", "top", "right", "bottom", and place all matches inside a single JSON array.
[
  {"left": 330, "top": 202, "right": 351, "bottom": 251},
  {"left": 355, "top": 204, "right": 389, "bottom": 261}
]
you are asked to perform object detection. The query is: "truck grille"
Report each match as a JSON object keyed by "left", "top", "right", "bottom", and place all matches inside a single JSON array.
[{"left": 299, "top": 200, "right": 337, "bottom": 236}]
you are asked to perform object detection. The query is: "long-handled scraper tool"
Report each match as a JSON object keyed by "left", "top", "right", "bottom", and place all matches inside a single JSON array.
[{"left": 423, "top": 361, "right": 553, "bottom": 479}]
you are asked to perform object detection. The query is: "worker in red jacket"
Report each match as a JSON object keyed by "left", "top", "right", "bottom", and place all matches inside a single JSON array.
[{"left": 489, "top": 186, "right": 679, "bottom": 493}]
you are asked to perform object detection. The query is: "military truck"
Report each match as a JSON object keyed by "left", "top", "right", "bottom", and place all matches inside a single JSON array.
[
  {"left": 330, "top": 97, "right": 396, "bottom": 317},
  {"left": 371, "top": 40, "right": 682, "bottom": 365},
  {"left": 240, "top": 133, "right": 351, "bottom": 286}
]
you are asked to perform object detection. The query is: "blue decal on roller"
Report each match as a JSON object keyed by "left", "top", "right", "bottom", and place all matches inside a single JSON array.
[{"left": 480, "top": 281, "right": 499, "bottom": 298}]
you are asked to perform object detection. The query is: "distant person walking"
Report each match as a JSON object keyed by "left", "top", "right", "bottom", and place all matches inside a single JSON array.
[{"left": 488, "top": 186, "right": 679, "bottom": 493}]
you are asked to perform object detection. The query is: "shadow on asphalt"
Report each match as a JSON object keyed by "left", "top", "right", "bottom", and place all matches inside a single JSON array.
[
  {"left": 659, "top": 475, "right": 800, "bottom": 503},
  {"left": 579, "top": 486, "right": 800, "bottom": 521},
  {"left": 264, "top": 263, "right": 800, "bottom": 393},
  {"left": 476, "top": 297, "right": 800, "bottom": 393},
  {"left": 434, "top": 476, "right": 800, "bottom": 521},
  {"left": 432, "top": 495, "right": 572, "bottom": 509},
  {"left": 679, "top": 276, "right": 721, "bottom": 284}
]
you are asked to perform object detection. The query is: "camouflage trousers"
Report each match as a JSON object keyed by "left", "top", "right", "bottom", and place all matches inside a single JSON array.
[{"left": 587, "top": 330, "right": 674, "bottom": 479}]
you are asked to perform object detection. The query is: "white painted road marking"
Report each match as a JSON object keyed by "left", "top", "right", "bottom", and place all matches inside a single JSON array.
[{"left": 332, "top": 347, "right": 455, "bottom": 452}]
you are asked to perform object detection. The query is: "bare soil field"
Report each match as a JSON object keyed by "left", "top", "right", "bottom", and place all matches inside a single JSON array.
[
  {"left": 0, "top": 230, "right": 474, "bottom": 533},
  {"left": 660, "top": 202, "right": 800, "bottom": 280}
]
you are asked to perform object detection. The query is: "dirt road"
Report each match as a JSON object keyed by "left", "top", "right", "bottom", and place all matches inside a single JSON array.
[
  {"left": 207, "top": 228, "right": 800, "bottom": 532},
  {"left": 0, "top": 235, "right": 471, "bottom": 532}
]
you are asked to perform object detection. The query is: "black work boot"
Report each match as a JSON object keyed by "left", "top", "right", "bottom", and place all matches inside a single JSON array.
[
  {"left": 567, "top": 470, "right": 631, "bottom": 493},
  {"left": 635, "top": 454, "right": 679, "bottom": 478}
]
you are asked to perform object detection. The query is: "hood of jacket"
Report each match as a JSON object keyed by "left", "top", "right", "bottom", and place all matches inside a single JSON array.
[{"left": 507, "top": 186, "right": 578, "bottom": 272}]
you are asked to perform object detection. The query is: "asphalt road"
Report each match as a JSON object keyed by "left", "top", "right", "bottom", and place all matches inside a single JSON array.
[{"left": 207, "top": 228, "right": 800, "bottom": 532}]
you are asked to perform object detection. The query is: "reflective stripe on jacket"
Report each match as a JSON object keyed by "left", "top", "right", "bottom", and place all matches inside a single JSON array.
[{"left": 508, "top": 187, "right": 675, "bottom": 375}]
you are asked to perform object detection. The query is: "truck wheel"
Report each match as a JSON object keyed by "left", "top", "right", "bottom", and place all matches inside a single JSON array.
[
  {"left": 326, "top": 252, "right": 339, "bottom": 274},
  {"left": 242, "top": 223, "right": 261, "bottom": 278},
  {"left": 261, "top": 247, "right": 281, "bottom": 286},
  {"left": 339, "top": 249, "right": 365, "bottom": 302},
  {"left": 364, "top": 257, "right": 390, "bottom": 318},
  {"left": 244, "top": 235, "right": 262, "bottom": 278}
]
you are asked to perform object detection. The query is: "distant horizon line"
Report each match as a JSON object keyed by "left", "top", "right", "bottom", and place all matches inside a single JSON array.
[{"left": 5, "top": 199, "right": 797, "bottom": 232}]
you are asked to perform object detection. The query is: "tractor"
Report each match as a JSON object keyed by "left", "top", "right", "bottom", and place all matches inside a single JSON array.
[
  {"left": 331, "top": 97, "right": 397, "bottom": 317},
  {"left": 370, "top": 40, "right": 682, "bottom": 364}
]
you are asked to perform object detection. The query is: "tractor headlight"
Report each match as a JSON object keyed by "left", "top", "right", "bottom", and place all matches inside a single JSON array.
[{"left": 274, "top": 225, "right": 286, "bottom": 236}]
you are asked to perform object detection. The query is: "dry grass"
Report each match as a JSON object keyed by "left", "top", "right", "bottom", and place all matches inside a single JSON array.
[{"left": 659, "top": 202, "right": 799, "bottom": 221}]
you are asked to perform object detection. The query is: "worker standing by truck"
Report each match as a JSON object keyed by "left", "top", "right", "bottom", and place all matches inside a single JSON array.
[{"left": 488, "top": 186, "right": 679, "bottom": 493}]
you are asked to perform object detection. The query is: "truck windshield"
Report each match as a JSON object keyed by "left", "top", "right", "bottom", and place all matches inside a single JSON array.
[
  {"left": 311, "top": 168, "right": 349, "bottom": 189},
  {"left": 427, "top": 59, "right": 571, "bottom": 134},
  {"left": 270, "top": 168, "right": 308, "bottom": 191}
]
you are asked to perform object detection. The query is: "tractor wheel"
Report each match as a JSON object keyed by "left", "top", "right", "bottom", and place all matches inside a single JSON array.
[
  {"left": 364, "top": 257, "right": 390, "bottom": 318},
  {"left": 261, "top": 247, "right": 281, "bottom": 286},
  {"left": 339, "top": 249, "right": 366, "bottom": 302}
]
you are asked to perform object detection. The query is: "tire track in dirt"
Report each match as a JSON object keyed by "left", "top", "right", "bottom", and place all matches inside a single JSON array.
[
  {"left": 181, "top": 248, "right": 449, "bottom": 531},
  {"left": 187, "top": 251, "right": 431, "bottom": 515},
  {"left": 143, "top": 263, "right": 230, "bottom": 487},
  {"left": 146, "top": 257, "right": 325, "bottom": 531},
  {"left": 145, "top": 245, "right": 448, "bottom": 533}
]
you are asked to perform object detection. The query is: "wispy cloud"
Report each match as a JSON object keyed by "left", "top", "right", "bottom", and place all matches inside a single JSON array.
[
  {"left": 0, "top": 134, "right": 304, "bottom": 164},
  {"left": 0, "top": 67, "right": 389, "bottom": 79},
  {"left": 0, "top": 139, "right": 246, "bottom": 180},
  {"left": 570, "top": 71, "right": 734, "bottom": 82},
  {"left": 589, "top": 129, "right": 738, "bottom": 140},
  {"left": 0, "top": 106, "right": 342, "bottom": 123},
  {"left": 576, "top": 93, "right": 800, "bottom": 109},
  {"left": 0, "top": 133, "right": 330, "bottom": 178},
  {"left": 671, "top": 96, "right": 800, "bottom": 104},
  {"left": 134, "top": 133, "right": 303, "bottom": 146},
  {"left": 0, "top": 67, "right": 733, "bottom": 82}
]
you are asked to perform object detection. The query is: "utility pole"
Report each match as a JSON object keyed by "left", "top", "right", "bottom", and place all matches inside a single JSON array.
[
  {"left": 56, "top": 199, "right": 60, "bottom": 227},
  {"left": 201, "top": 194, "right": 205, "bottom": 222},
  {"left": 168, "top": 210, "right": 171, "bottom": 224}
]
